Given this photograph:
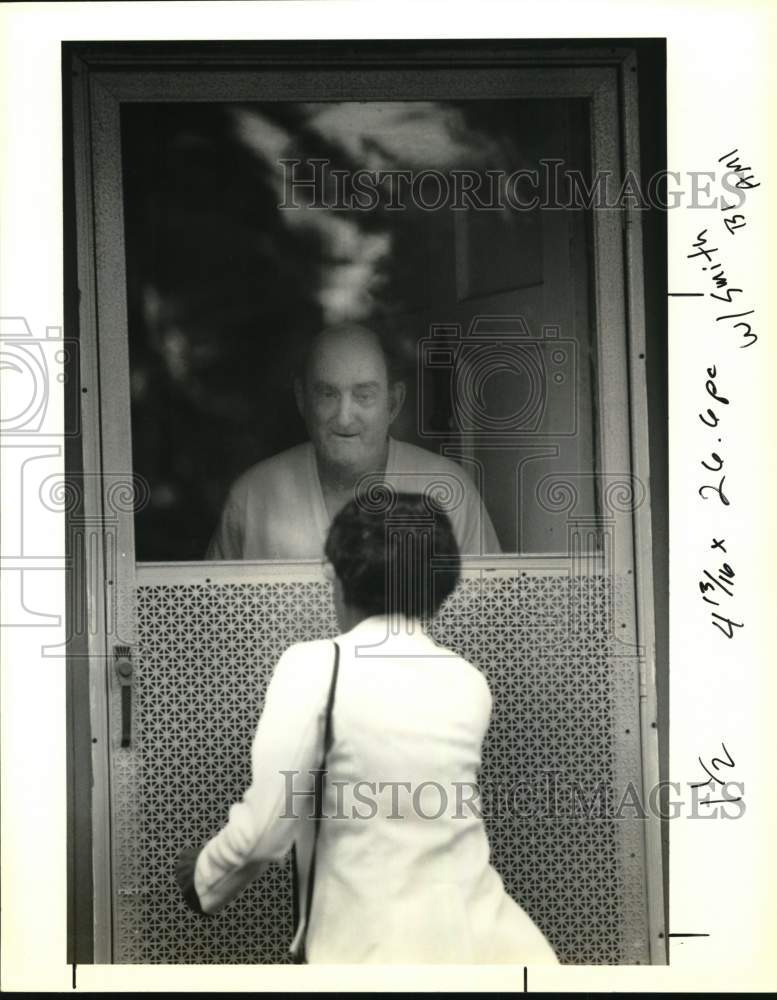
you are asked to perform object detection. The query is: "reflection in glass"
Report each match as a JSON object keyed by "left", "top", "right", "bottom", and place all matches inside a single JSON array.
[{"left": 122, "top": 100, "right": 598, "bottom": 560}]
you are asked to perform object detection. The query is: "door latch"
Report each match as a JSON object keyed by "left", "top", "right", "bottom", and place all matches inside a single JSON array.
[{"left": 114, "top": 645, "right": 133, "bottom": 748}]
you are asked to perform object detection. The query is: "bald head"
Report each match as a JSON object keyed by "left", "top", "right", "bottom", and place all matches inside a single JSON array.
[{"left": 301, "top": 323, "right": 400, "bottom": 386}]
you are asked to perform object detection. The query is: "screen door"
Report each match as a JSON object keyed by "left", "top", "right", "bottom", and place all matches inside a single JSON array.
[{"left": 71, "top": 46, "right": 664, "bottom": 964}]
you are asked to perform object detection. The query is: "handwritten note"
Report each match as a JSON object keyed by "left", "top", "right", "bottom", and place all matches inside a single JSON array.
[
  {"left": 687, "top": 150, "right": 761, "bottom": 643},
  {"left": 676, "top": 148, "right": 763, "bottom": 835},
  {"left": 690, "top": 740, "right": 744, "bottom": 811}
]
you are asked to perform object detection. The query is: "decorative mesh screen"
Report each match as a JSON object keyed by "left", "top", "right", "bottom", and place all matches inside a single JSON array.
[{"left": 111, "top": 571, "right": 648, "bottom": 964}]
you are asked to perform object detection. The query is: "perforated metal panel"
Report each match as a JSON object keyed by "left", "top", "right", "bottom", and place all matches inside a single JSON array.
[{"left": 110, "top": 569, "right": 648, "bottom": 964}]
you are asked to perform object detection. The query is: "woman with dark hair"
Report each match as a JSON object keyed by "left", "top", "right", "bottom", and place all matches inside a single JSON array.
[
  {"left": 177, "top": 492, "right": 558, "bottom": 964},
  {"left": 324, "top": 490, "right": 461, "bottom": 624}
]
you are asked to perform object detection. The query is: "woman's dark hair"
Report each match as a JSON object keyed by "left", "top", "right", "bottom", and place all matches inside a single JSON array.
[{"left": 324, "top": 491, "right": 461, "bottom": 619}]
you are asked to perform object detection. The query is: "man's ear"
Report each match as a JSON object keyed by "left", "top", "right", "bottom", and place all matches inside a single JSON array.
[
  {"left": 293, "top": 376, "right": 305, "bottom": 419},
  {"left": 388, "top": 380, "right": 406, "bottom": 423}
]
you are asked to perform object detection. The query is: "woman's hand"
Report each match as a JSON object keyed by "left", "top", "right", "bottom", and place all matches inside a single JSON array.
[{"left": 175, "top": 845, "right": 211, "bottom": 916}]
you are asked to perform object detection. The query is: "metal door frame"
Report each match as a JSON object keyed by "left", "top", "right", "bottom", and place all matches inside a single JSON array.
[{"left": 67, "top": 40, "right": 664, "bottom": 964}]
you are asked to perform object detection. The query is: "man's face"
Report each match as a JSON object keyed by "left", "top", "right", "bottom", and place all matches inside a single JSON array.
[{"left": 296, "top": 329, "right": 405, "bottom": 478}]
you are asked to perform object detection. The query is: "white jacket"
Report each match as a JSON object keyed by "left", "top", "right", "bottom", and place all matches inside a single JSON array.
[{"left": 194, "top": 614, "right": 559, "bottom": 964}]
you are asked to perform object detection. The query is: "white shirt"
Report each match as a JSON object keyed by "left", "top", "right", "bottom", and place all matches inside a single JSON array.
[
  {"left": 206, "top": 437, "right": 501, "bottom": 559},
  {"left": 194, "top": 615, "right": 558, "bottom": 964}
]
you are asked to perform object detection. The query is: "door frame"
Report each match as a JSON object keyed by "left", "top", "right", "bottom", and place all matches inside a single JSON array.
[{"left": 65, "top": 39, "right": 665, "bottom": 964}]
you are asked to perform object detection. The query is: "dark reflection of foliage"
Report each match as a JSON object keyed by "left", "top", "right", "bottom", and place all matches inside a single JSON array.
[{"left": 124, "top": 104, "right": 326, "bottom": 560}]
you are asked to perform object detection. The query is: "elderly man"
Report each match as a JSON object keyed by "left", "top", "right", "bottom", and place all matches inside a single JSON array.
[{"left": 206, "top": 323, "right": 500, "bottom": 559}]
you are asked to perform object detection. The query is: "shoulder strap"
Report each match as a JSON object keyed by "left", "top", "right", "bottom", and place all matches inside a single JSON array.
[
  {"left": 321, "top": 641, "right": 340, "bottom": 757},
  {"left": 297, "top": 640, "right": 339, "bottom": 962}
]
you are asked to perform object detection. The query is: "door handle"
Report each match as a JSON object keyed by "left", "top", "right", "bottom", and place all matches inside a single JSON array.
[{"left": 114, "top": 645, "right": 133, "bottom": 748}]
